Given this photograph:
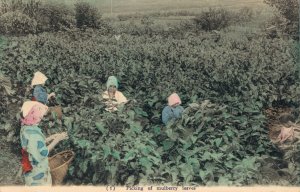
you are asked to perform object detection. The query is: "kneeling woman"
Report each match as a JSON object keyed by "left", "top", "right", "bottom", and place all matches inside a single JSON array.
[{"left": 20, "top": 101, "right": 68, "bottom": 186}]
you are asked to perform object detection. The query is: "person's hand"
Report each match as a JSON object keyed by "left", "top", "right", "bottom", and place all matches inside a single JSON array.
[
  {"left": 55, "top": 132, "right": 68, "bottom": 142},
  {"left": 105, "top": 106, "right": 118, "bottom": 112},
  {"left": 48, "top": 92, "right": 56, "bottom": 99}
]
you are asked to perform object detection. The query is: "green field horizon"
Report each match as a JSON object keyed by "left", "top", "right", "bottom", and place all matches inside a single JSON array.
[{"left": 47, "top": 0, "right": 268, "bottom": 15}]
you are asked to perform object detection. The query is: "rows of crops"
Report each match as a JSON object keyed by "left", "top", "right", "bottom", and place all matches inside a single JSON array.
[{"left": 0, "top": 28, "right": 299, "bottom": 185}]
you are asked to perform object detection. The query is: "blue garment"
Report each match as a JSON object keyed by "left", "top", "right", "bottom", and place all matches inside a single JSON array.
[
  {"left": 33, "top": 85, "right": 48, "bottom": 104},
  {"left": 162, "top": 105, "right": 184, "bottom": 125},
  {"left": 20, "top": 125, "right": 52, "bottom": 186}
]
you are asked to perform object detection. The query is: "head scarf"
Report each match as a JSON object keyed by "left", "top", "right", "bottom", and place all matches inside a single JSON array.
[
  {"left": 106, "top": 76, "right": 119, "bottom": 90},
  {"left": 168, "top": 93, "right": 182, "bottom": 106},
  {"left": 31, "top": 71, "right": 48, "bottom": 87},
  {"left": 21, "top": 101, "right": 48, "bottom": 125}
]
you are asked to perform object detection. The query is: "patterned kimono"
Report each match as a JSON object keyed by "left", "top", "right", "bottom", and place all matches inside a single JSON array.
[
  {"left": 20, "top": 125, "right": 52, "bottom": 186},
  {"left": 20, "top": 102, "right": 51, "bottom": 186}
]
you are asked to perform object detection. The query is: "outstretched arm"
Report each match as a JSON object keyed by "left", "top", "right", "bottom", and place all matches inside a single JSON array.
[{"left": 46, "top": 133, "right": 61, "bottom": 144}]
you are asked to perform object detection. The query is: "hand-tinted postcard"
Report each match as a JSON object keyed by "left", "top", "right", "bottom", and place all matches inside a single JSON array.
[{"left": 0, "top": 0, "right": 299, "bottom": 191}]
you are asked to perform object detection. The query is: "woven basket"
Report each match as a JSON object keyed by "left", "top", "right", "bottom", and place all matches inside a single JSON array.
[{"left": 49, "top": 150, "right": 75, "bottom": 185}]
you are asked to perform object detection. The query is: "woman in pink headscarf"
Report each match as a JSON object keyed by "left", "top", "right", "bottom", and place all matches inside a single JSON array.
[
  {"left": 20, "top": 101, "right": 68, "bottom": 186},
  {"left": 162, "top": 93, "right": 184, "bottom": 125}
]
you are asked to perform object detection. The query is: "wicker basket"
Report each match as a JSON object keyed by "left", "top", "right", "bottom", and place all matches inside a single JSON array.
[{"left": 49, "top": 150, "right": 75, "bottom": 185}]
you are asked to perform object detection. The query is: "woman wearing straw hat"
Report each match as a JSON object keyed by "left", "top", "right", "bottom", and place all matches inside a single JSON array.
[
  {"left": 102, "top": 76, "right": 128, "bottom": 112},
  {"left": 162, "top": 93, "right": 184, "bottom": 125},
  {"left": 31, "top": 71, "right": 55, "bottom": 104},
  {"left": 20, "top": 101, "right": 68, "bottom": 186}
]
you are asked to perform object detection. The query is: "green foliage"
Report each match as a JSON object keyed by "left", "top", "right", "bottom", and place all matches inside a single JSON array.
[
  {"left": 234, "top": 7, "right": 254, "bottom": 23},
  {"left": 264, "top": 0, "right": 299, "bottom": 39},
  {"left": 65, "top": 102, "right": 159, "bottom": 185},
  {"left": 74, "top": 1, "right": 101, "bottom": 29},
  {"left": 0, "top": 72, "right": 13, "bottom": 95},
  {"left": 0, "top": 11, "right": 37, "bottom": 35},
  {"left": 0, "top": 72, "right": 13, "bottom": 122},
  {"left": 0, "top": 29, "right": 298, "bottom": 185},
  {"left": 151, "top": 100, "right": 273, "bottom": 185},
  {"left": 0, "top": 0, "right": 33, "bottom": 13},
  {"left": 22, "top": 0, "right": 41, "bottom": 18},
  {"left": 193, "top": 8, "right": 233, "bottom": 31},
  {"left": 264, "top": 0, "right": 298, "bottom": 24},
  {"left": 34, "top": 2, "right": 75, "bottom": 32},
  {"left": 0, "top": 0, "right": 76, "bottom": 33},
  {"left": 117, "top": 10, "right": 195, "bottom": 22},
  {"left": 0, "top": 0, "right": 41, "bottom": 21},
  {"left": 193, "top": 7, "right": 254, "bottom": 32}
]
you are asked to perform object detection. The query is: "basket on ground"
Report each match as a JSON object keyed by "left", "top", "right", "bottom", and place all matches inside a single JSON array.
[{"left": 49, "top": 150, "right": 75, "bottom": 185}]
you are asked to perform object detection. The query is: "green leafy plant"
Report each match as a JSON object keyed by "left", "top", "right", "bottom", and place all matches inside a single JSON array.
[
  {"left": 193, "top": 8, "right": 234, "bottom": 31},
  {"left": 0, "top": 28, "right": 298, "bottom": 185},
  {"left": 264, "top": 0, "right": 299, "bottom": 39},
  {"left": 74, "top": 1, "right": 101, "bottom": 29},
  {"left": 35, "top": 2, "right": 75, "bottom": 32},
  {"left": 0, "top": 11, "right": 37, "bottom": 35}
]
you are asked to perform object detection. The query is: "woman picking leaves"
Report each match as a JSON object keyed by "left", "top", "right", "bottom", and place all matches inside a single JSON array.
[
  {"left": 102, "top": 76, "right": 128, "bottom": 112},
  {"left": 162, "top": 93, "right": 184, "bottom": 125},
  {"left": 31, "top": 71, "right": 55, "bottom": 104},
  {"left": 20, "top": 101, "right": 68, "bottom": 186}
]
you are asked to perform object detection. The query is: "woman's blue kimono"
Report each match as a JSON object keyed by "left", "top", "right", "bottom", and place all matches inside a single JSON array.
[{"left": 162, "top": 105, "right": 184, "bottom": 125}]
